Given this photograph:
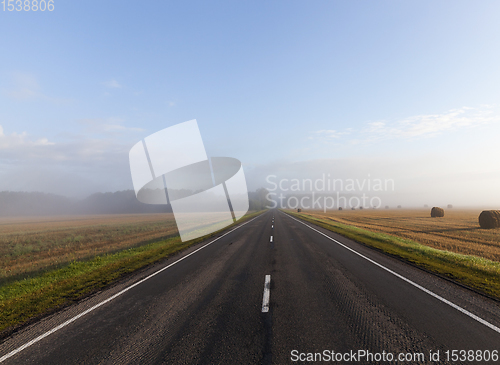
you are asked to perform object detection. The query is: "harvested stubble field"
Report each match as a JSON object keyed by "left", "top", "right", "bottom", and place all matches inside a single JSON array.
[
  {"left": 0, "top": 213, "right": 177, "bottom": 282},
  {"left": 301, "top": 209, "right": 500, "bottom": 262},
  {"left": 289, "top": 208, "right": 500, "bottom": 299}
]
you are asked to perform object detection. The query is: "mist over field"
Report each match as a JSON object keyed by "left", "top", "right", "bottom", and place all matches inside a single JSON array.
[
  {"left": 1, "top": 153, "right": 500, "bottom": 209},
  {"left": 247, "top": 155, "right": 500, "bottom": 209},
  {"left": 0, "top": 189, "right": 269, "bottom": 217}
]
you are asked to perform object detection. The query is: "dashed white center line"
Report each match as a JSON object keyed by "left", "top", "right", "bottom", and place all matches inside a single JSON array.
[
  {"left": 262, "top": 275, "right": 271, "bottom": 313},
  {"left": 272, "top": 225, "right": 274, "bottom": 229},
  {"left": 270, "top": 236, "right": 273, "bottom": 242}
]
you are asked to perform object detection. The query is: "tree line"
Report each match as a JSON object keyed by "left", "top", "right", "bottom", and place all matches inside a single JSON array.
[{"left": 0, "top": 188, "right": 270, "bottom": 216}]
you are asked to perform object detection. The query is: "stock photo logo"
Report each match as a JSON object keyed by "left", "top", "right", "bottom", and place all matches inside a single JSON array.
[{"left": 129, "top": 120, "right": 249, "bottom": 241}]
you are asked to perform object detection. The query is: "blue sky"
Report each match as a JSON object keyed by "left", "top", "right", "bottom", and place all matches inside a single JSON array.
[{"left": 1, "top": 1, "right": 500, "bottom": 206}]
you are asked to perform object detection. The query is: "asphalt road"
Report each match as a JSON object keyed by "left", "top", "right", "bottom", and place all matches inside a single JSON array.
[{"left": 1, "top": 209, "right": 500, "bottom": 364}]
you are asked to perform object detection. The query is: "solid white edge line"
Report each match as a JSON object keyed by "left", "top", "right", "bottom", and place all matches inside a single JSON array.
[
  {"left": 262, "top": 275, "right": 271, "bottom": 313},
  {"left": 0, "top": 213, "right": 264, "bottom": 363},
  {"left": 284, "top": 212, "right": 500, "bottom": 335}
]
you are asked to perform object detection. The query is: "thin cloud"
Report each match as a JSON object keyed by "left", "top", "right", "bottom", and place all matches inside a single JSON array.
[
  {"left": 102, "top": 79, "right": 122, "bottom": 88},
  {"left": 388, "top": 107, "right": 493, "bottom": 138},
  {"left": 78, "top": 118, "right": 144, "bottom": 134},
  {"left": 0, "top": 117, "right": 143, "bottom": 165},
  {"left": 310, "top": 105, "right": 499, "bottom": 144},
  {"left": 1, "top": 73, "right": 68, "bottom": 103},
  {"left": 0, "top": 72, "right": 73, "bottom": 104},
  {"left": 313, "top": 129, "right": 351, "bottom": 139},
  {"left": 0, "top": 123, "right": 136, "bottom": 173},
  {"left": 0, "top": 134, "right": 135, "bottom": 197},
  {"left": 311, "top": 128, "right": 353, "bottom": 143},
  {"left": 0, "top": 125, "right": 55, "bottom": 149},
  {"left": 2, "top": 73, "right": 40, "bottom": 99}
]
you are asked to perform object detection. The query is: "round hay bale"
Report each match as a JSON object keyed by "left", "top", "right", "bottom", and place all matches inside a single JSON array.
[
  {"left": 359, "top": 206, "right": 363, "bottom": 210},
  {"left": 447, "top": 204, "right": 453, "bottom": 209},
  {"left": 297, "top": 208, "right": 301, "bottom": 212},
  {"left": 385, "top": 206, "right": 389, "bottom": 209},
  {"left": 430, "top": 207, "right": 444, "bottom": 218},
  {"left": 424, "top": 204, "right": 428, "bottom": 208},
  {"left": 351, "top": 207, "right": 355, "bottom": 210},
  {"left": 397, "top": 205, "right": 402, "bottom": 209},
  {"left": 338, "top": 207, "right": 343, "bottom": 211},
  {"left": 478, "top": 210, "right": 500, "bottom": 229}
]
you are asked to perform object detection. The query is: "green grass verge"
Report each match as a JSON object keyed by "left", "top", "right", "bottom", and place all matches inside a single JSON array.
[
  {"left": 288, "top": 211, "right": 500, "bottom": 300},
  {"left": 0, "top": 210, "right": 265, "bottom": 335}
]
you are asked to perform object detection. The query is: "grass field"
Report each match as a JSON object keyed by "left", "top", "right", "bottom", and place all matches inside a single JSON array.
[
  {"left": 288, "top": 209, "right": 500, "bottom": 300},
  {"left": 0, "top": 211, "right": 264, "bottom": 335},
  {"left": 299, "top": 209, "right": 500, "bottom": 262},
  {"left": 0, "top": 214, "right": 178, "bottom": 283}
]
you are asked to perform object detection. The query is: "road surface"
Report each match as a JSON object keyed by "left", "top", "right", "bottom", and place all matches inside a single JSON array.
[{"left": 1, "top": 210, "right": 499, "bottom": 364}]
